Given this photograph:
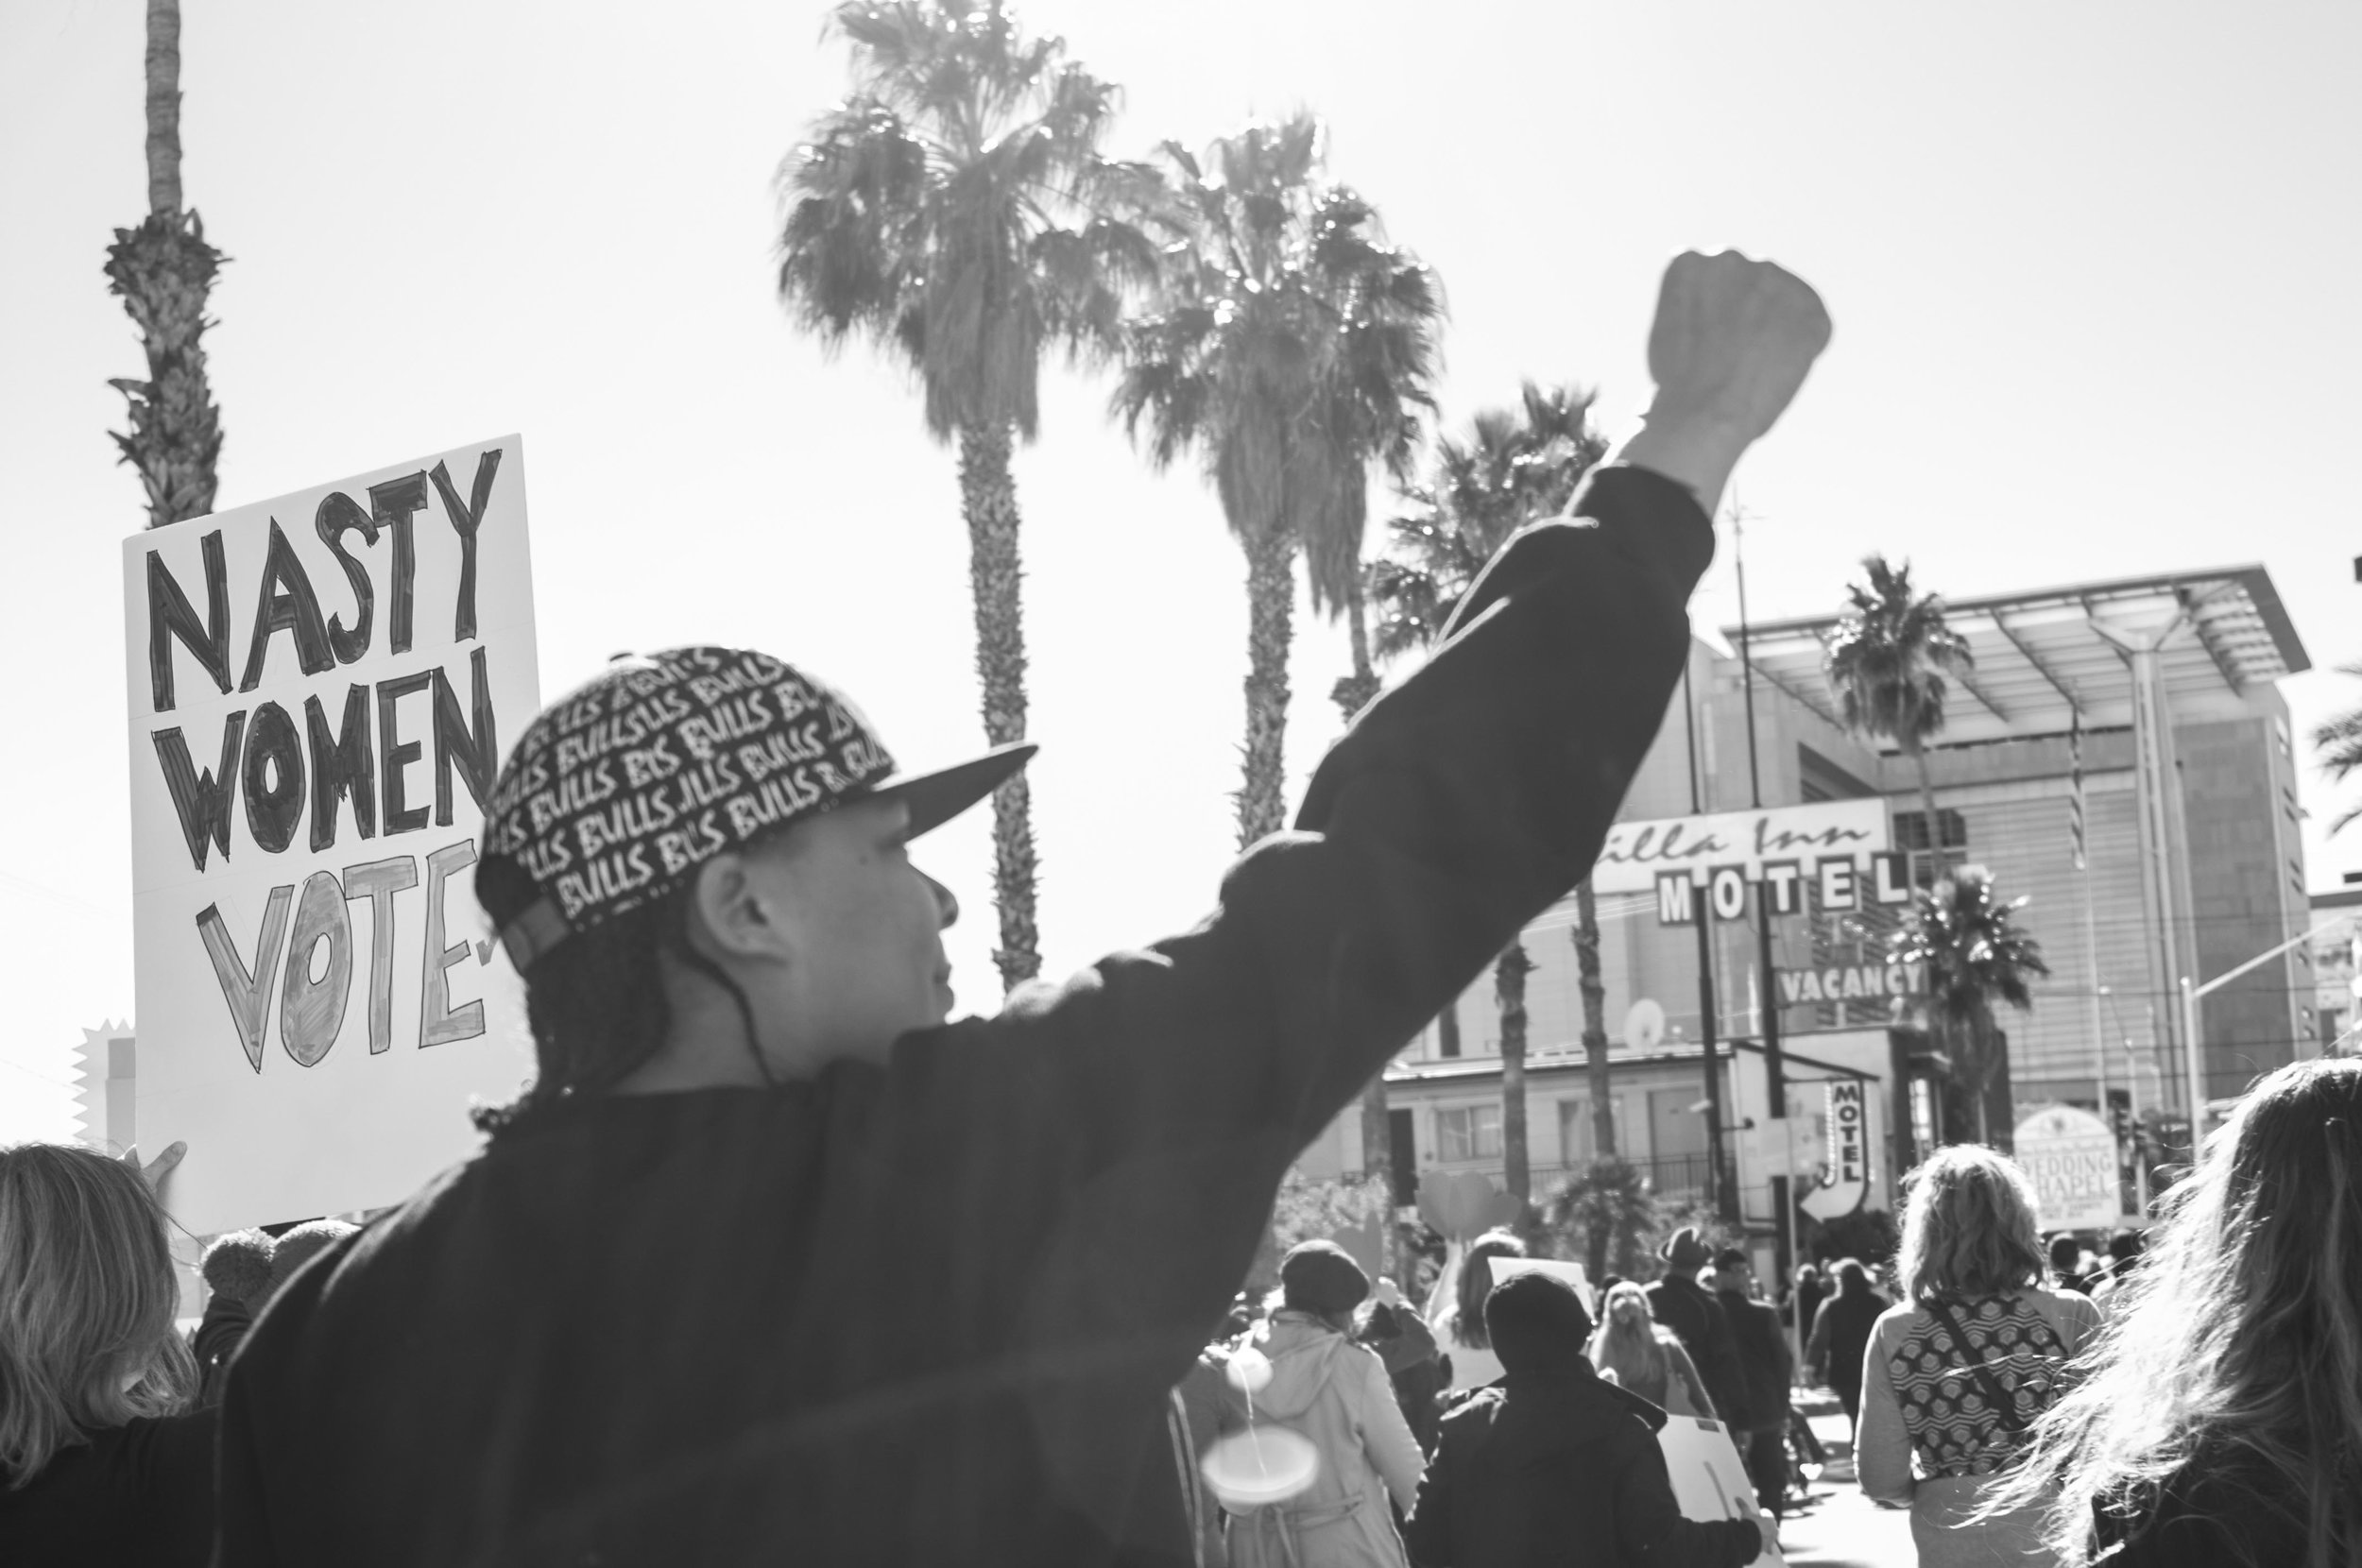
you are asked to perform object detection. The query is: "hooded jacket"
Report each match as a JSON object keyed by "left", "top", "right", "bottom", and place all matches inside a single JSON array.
[
  {"left": 1220, "top": 1313, "right": 1424, "bottom": 1568},
  {"left": 1401, "top": 1362, "right": 1760, "bottom": 1568}
]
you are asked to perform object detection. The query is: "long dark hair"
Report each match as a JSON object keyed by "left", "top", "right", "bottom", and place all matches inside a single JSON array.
[
  {"left": 471, "top": 857, "right": 763, "bottom": 1134},
  {"left": 1980, "top": 1058, "right": 2362, "bottom": 1568},
  {"left": 1452, "top": 1231, "right": 1527, "bottom": 1350}
]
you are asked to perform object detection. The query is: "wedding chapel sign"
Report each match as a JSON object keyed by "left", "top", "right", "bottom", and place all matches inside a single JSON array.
[{"left": 124, "top": 436, "right": 539, "bottom": 1234}]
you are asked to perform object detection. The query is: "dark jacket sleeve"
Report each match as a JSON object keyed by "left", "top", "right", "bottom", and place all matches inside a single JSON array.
[
  {"left": 1610, "top": 1422, "right": 1763, "bottom": 1568},
  {"left": 905, "top": 463, "right": 1710, "bottom": 1254},
  {"left": 887, "top": 468, "right": 1712, "bottom": 1521},
  {"left": 1695, "top": 1296, "right": 1754, "bottom": 1431},
  {"left": 1404, "top": 1400, "right": 1486, "bottom": 1568},
  {"left": 213, "top": 1236, "right": 361, "bottom": 1568}
]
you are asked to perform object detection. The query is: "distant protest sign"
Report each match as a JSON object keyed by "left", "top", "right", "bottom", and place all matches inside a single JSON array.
[
  {"left": 2013, "top": 1104, "right": 2120, "bottom": 1232},
  {"left": 123, "top": 436, "right": 539, "bottom": 1234},
  {"left": 1659, "top": 1417, "right": 1785, "bottom": 1567}
]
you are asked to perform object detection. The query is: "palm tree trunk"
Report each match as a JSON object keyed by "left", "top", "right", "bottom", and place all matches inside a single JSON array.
[
  {"left": 1437, "top": 998, "right": 1463, "bottom": 1058},
  {"left": 1914, "top": 741, "right": 1943, "bottom": 881},
  {"left": 109, "top": 0, "right": 224, "bottom": 531},
  {"left": 145, "top": 0, "right": 182, "bottom": 214},
  {"left": 1238, "top": 530, "right": 1296, "bottom": 850},
  {"left": 1574, "top": 878, "right": 1616, "bottom": 1158},
  {"left": 1497, "top": 941, "right": 1534, "bottom": 1217},
  {"left": 956, "top": 419, "right": 1041, "bottom": 990},
  {"left": 1332, "top": 583, "right": 1394, "bottom": 1209}
]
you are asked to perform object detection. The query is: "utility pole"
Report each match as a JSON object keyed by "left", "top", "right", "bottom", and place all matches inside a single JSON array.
[
  {"left": 1684, "top": 657, "right": 1737, "bottom": 1221},
  {"left": 1733, "top": 503, "right": 1788, "bottom": 1276}
]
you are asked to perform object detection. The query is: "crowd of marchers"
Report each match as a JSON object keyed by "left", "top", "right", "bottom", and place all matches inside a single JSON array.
[{"left": 7, "top": 1058, "right": 2358, "bottom": 1568}]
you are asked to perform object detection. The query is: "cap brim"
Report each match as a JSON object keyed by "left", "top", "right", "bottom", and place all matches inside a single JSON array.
[{"left": 865, "top": 741, "right": 1037, "bottom": 839}]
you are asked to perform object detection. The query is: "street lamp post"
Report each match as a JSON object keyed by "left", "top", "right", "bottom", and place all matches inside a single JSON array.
[{"left": 2179, "top": 914, "right": 2354, "bottom": 1149}]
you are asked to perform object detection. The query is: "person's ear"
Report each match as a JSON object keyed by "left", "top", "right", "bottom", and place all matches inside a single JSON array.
[{"left": 687, "top": 851, "right": 791, "bottom": 963}]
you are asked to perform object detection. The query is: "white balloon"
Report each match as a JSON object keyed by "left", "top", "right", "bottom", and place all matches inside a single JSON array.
[{"left": 1224, "top": 1345, "right": 1272, "bottom": 1395}]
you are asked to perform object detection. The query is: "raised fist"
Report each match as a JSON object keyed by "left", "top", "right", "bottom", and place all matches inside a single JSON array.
[{"left": 1644, "top": 249, "right": 1831, "bottom": 442}]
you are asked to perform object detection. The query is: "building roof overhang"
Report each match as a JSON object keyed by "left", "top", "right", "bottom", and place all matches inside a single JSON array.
[{"left": 1724, "top": 565, "right": 2308, "bottom": 750}]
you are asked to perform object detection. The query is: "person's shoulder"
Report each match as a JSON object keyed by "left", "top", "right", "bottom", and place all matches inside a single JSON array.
[{"left": 1869, "top": 1299, "right": 1922, "bottom": 1338}]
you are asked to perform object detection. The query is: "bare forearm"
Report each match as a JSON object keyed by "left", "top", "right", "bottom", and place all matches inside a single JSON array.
[{"left": 1609, "top": 411, "right": 1753, "bottom": 521}]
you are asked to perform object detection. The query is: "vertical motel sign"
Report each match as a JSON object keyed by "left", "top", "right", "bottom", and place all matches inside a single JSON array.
[{"left": 1587, "top": 799, "right": 1905, "bottom": 924}]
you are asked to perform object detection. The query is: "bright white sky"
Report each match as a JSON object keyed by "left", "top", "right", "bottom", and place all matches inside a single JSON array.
[{"left": 5, "top": 1, "right": 2359, "bottom": 1144}]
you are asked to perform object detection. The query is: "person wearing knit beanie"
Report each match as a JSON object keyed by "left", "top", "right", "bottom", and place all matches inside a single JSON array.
[{"left": 1279, "top": 1239, "right": 1370, "bottom": 1324}]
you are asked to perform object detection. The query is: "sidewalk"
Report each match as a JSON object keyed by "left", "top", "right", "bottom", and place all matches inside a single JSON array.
[{"left": 1768, "top": 1390, "right": 1914, "bottom": 1567}]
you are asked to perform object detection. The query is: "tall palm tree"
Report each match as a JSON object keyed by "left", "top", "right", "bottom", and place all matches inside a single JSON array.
[
  {"left": 1111, "top": 113, "right": 1443, "bottom": 850},
  {"left": 1824, "top": 555, "right": 1974, "bottom": 878},
  {"left": 2312, "top": 663, "right": 2362, "bottom": 833},
  {"left": 107, "top": 0, "right": 225, "bottom": 530},
  {"left": 779, "top": 0, "right": 1159, "bottom": 991},
  {"left": 1365, "top": 383, "right": 1606, "bottom": 1217},
  {"left": 1573, "top": 878, "right": 1616, "bottom": 1160},
  {"left": 1891, "top": 864, "right": 2048, "bottom": 1148}
]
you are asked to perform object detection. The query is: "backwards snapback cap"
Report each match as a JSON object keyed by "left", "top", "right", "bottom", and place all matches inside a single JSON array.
[{"left": 480, "top": 647, "right": 1032, "bottom": 971}]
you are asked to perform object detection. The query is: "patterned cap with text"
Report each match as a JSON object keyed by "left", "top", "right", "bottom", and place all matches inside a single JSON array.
[{"left": 479, "top": 647, "right": 1033, "bottom": 970}]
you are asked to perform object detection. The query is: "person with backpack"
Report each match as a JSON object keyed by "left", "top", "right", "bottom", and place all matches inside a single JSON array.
[
  {"left": 1855, "top": 1148, "right": 2099, "bottom": 1567},
  {"left": 1644, "top": 1229, "right": 1753, "bottom": 1439},
  {"left": 1220, "top": 1242, "right": 1424, "bottom": 1568},
  {"left": 213, "top": 250, "right": 1832, "bottom": 1566},
  {"left": 1976, "top": 1058, "right": 2362, "bottom": 1567},
  {"left": 1404, "top": 1272, "right": 1763, "bottom": 1568}
]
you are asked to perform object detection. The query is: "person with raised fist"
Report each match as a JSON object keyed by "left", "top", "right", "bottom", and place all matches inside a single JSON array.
[{"left": 215, "top": 250, "right": 1829, "bottom": 1567}]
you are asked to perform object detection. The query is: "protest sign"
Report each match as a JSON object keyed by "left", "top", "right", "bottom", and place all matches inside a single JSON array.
[
  {"left": 1658, "top": 1416, "right": 1786, "bottom": 1567},
  {"left": 123, "top": 436, "right": 539, "bottom": 1234},
  {"left": 2013, "top": 1104, "right": 2119, "bottom": 1231},
  {"left": 1487, "top": 1255, "right": 1596, "bottom": 1313}
]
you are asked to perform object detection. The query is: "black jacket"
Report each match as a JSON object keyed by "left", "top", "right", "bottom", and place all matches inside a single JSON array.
[
  {"left": 1646, "top": 1275, "right": 1753, "bottom": 1430},
  {"left": 1716, "top": 1288, "right": 1791, "bottom": 1423},
  {"left": 0, "top": 1411, "right": 215, "bottom": 1568},
  {"left": 215, "top": 469, "right": 1715, "bottom": 1567},
  {"left": 2090, "top": 1448, "right": 2322, "bottom": 1568},
  {"left": 1402, "top": 1363, "right": 1760, "bottom": 1568}
]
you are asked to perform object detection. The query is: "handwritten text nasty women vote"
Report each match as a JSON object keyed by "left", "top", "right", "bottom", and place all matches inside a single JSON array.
[{"left": 123, "top": 436, "right": 539, "bottom": 1232}]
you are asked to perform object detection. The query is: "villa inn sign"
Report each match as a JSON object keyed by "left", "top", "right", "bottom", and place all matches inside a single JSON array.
[{"left": 1591, "top": 799, "right": 1910, "bottom": 927}]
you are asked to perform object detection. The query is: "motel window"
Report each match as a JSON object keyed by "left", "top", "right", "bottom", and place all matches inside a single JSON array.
[
  {"left": 1437, "top": 1103, "right": 1502, "bottom": 1163},
  {"left": 1893, "top": 809, "right": 1969, "bottom": 889}
]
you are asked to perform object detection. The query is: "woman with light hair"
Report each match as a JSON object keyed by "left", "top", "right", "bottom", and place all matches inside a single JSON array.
[
  {"left": 1586, "top": 1280, "right": 1712, "bottom": 1416},
  {"left": 1855, "top": 1145, "right": 2099, "bottom": 1567},
  {"left": 1425, "top": 1229, "right": 1528, "bottom": 1392},
  {"left": 0, "top": 1143, "right": 213, "bottom": 1564},
  {"left": 1977, "top": 1057, "right": 2362, "bottom": 1566}
]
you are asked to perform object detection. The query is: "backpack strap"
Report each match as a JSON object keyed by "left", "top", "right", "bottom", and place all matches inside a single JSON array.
[{"left": 1928, "top": 1298, "right": 2034, "bottom": 1437}]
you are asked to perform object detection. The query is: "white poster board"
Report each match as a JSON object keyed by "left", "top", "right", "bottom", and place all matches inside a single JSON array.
[
  {"left": 1488, "top": 1255, "right": 1597, "bottom": 1314},
  {"left": 1659, "top": 1415, "right": 1786, "bottom": 1567},
  {"left": 123, "top": 436, "right": 538, "bottom": 1234},
  {"left": 2012, "top": 1104, "right": 2119, "bottom": 1232}
]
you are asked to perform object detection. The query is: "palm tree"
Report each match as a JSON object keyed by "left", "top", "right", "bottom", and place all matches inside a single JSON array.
[
  {"left": 1364, "top": 383, "right": 1606, "bottom": 1219},
  {"left": 1573, "top": 878, "right": 1616, "bottom": 1160},
  {"left": 1824, "top": 556, "right": 1974, "bottom": 879},
  {"left": 1111, "top": 113, "right": 1443, "bottom": 850},
  {"left": 779, "top": 0, "right": 1159, "bottom": 991},
  {"left": 2312, "top": 664, "right": 2362, "bottom": 833},
  {"left": 1891, "top": 864, "right": 2048, "bottom": 1148},
  {"left": 107, "top": 0, "right": 225, "bottom": 530}
]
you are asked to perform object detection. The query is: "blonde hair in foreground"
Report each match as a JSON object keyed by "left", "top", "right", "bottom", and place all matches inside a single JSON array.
[
  {"left": 1893, "top": 1143, "right": 2045, "bottom": 1303},
  {"left": 1977, "top": 1058, "right": 2362, "bottom": 1568},
  {"left": 0, "top": 1144, "right": 196, "bottom": 1487}
]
